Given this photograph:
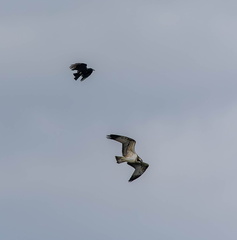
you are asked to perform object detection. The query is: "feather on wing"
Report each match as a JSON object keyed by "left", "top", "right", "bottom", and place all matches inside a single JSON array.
[
  {"left": 70, "top": 63, "right": 87, "bottom": 71},
  {"left": 127, "top": 162, "right": 149, "bottom": 182},
  {"left": 107, "top": 134, "right": 136, "bottom": 156}
]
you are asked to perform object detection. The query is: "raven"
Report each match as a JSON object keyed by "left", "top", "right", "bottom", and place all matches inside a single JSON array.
[{"left": 69, "top": 63, "right": 95, "bottom": 81}]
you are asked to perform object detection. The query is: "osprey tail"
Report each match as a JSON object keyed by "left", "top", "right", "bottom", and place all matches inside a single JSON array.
[{"left": 115, "top": 156, "right": 125, "bottom": 164}]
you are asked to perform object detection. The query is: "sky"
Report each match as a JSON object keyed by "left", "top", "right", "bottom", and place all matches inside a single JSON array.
[{"left": 1, "top": 0, "right": 237, "bottom": 239}]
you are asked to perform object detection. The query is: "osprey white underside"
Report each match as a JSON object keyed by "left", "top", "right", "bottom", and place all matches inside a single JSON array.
[{"left": 121, "top": 153, "right": 137, "bottom": 163}]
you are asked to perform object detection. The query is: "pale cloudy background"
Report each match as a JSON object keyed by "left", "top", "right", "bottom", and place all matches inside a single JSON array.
[{"left": 1, "top": 0, "right": 237, "bottom": 239}]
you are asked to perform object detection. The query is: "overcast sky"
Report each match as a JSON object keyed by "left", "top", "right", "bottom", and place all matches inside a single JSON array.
[{"left": 1, "top": 0, "right": 237, "bottom": 239}]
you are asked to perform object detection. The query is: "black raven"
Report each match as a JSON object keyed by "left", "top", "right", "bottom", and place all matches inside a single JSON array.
[{"left": 69, "top": 63, "right": 95, "bottom": 81}]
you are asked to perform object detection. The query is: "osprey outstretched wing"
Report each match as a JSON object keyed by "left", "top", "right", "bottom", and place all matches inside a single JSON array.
[
  {"left": 107, "top": 134, "right": 136, "bottom": 157},
  {"left": 127, "top": 162, "right": 149, "bottom": 182}
]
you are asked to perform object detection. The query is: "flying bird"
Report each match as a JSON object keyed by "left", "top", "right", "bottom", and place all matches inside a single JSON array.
[
  {"left": 107, "top": 134, "right": 149, "bottom": 182},
  {"left": 69, "top": 63, "right": 95, "bottom": 81}
]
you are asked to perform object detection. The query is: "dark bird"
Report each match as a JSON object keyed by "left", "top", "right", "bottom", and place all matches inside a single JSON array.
[
  {"left": 69, "top": 63, "right": 95, "bottom": 81},
  {"left": 107, "top": 134, "right": 149, "bottom": 182}
]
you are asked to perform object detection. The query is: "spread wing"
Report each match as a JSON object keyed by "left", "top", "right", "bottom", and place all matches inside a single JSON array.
[
  {"left": 81, "top": 68, "right": 94, "bottom": 81},
  {"left": 70, "top": 63, "right": 87, "bottom": 72},
  {"left": 107, "top": 134, "right": 136, "bottom": 156},
  {"left": 127, "top": 162, "right": 149, "bottom": 182}
]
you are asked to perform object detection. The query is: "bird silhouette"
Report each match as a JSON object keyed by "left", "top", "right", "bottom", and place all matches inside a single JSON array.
[{"left": 70, "top": 63, "right": 95, "bottom": 81}]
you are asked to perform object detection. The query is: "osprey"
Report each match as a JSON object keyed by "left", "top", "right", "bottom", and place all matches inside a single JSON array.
[
  {"left": 69, "top": 63, "right": 95, "bottom": 81},
  {"left": 107, "top": 134, "right": 149, "bottom": 182}
]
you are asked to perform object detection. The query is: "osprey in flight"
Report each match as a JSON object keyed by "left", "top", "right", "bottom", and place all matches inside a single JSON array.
[
  {"left": 69, "top": 63, "right": 94, "bottom": 81},
  {"left": 107, "top": 134, "right": 149, "bottom": 182}
]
